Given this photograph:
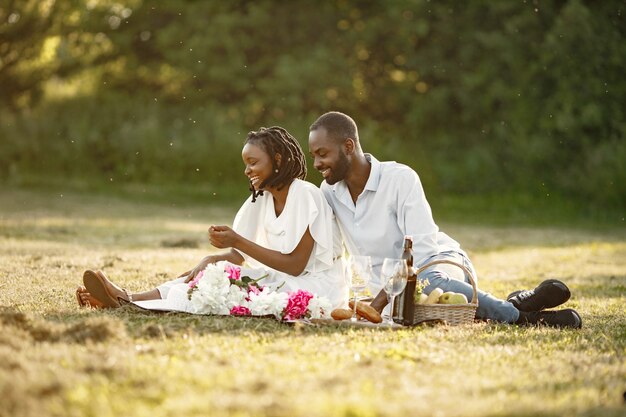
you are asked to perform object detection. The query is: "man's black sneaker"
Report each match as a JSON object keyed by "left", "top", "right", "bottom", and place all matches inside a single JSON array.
[
  {"left": 507, "top": 279, "right": 571, "bottom": 312},
  {"left": 516, "top": 308, "right": 582, "bottom": 329},
  {"left": 506, "top": 279, "right": 565, "bottom": 311}
]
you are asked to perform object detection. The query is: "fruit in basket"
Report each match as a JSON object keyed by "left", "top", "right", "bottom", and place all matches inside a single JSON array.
[
  {"left": 417, "top": 293, "right": 428, "bottom": 304},
  {"left": 424, "top": 288, "right": 444, "bottom": 304},
  {"left": 438, "top": 292, "right": 468, "bottom": 304}
]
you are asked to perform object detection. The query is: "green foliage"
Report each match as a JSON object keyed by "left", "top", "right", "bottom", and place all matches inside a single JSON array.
[
  {"left": 0, "top": 93, "right": 245, "bottom": 185},
  {"left": 0, "top": 0, "right": 624, "bottom": 209},
  {"left": 0, "top": 0, "right": 136, "bottom": 109}
]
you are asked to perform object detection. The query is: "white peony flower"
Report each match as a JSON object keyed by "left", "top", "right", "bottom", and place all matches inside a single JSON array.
[
  {"left": 225, "top": 285, "right": 248, "bottom": 310},
  {"left": 189, "top": 262, "right": 232, "bottom": 315},
  {"left": 247, "top": 288, "right": 288, "bottom": 319},
  {"left": 306, "top": 295, "right": 332, "bottom": 319},
  {"left": 189, "top": 262, "right": 330, "bottom": 321}
]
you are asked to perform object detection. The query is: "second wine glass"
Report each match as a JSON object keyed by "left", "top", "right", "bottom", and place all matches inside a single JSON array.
[{"left": 380, "top": 258, "right": 408, "bottom": 325}]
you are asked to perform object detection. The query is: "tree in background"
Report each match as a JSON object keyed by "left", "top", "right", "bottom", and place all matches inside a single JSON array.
[
  {"left": 0, "top": 0, "right": 623, "bottom": 209},
  {"left": 0, "top": 0, "right": 138, "bottom": 110}
]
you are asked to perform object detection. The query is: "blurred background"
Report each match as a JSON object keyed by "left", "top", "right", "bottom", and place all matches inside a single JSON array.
[{"left": 0, "top": 0, "right": 624, "bottom": 220}]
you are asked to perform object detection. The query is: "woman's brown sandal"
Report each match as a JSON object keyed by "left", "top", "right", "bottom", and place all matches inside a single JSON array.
[
  {"left": 97, "top": 271, "right": 133, "bottom": 305},
  {"left": 82, "top": 270, "right": 133, "bottom": 308}
]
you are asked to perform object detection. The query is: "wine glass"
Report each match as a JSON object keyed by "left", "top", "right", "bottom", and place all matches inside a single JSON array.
[
  {"left": 381, "top": 258, "right": 408, "bottom": 325},
  {"left": 348, "top": 255, "right": 372, "bottom": 322}
]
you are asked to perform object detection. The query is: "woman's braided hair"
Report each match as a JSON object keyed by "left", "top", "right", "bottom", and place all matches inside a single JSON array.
[{"left": 245, "top": 126, "right": 307, "bottom": 202}]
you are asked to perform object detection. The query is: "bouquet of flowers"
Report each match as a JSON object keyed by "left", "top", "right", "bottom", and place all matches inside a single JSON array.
[
  {"left": 187, "top": 262, "right": 332, "bottom": 320},
  {"left": 414, "top": 278, "right": 430, "bottom": 303}
]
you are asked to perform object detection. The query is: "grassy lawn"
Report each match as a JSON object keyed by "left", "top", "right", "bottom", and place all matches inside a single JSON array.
[{"left": 0, "top": 186, "right": 624, "bottom": 417}]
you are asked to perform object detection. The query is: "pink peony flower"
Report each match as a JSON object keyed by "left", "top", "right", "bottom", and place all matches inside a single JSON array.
[
  {"left": 248, "top": 285, "right": 262, "bottom": 296},
  {"left": 245, "top": 284, "right": 263, "bottom": 302},
  {"left": 225, "top": 264, "right": 241, "bottom": 281},
  {"left": 188, "top": 270, "right": 204, "bottom": 289},
  {"left": 283, "top": 289, "right": 314, "bottom": 320},
  {"left": 230, "top": 305, "right": 251, "bottom": 316}
]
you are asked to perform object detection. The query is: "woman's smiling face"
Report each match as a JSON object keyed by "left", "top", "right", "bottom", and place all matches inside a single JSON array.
[{"left": 242, "top": 142, "right": 275, "bottom": 191}]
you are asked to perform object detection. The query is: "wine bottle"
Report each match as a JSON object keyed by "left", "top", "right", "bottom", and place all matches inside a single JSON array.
[{"left": 393, "top": 236, "right": 417, "bottom": 325}]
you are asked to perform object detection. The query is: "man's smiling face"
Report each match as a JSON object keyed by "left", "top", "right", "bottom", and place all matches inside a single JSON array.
[{"left": 308, "top": 127, "right": 350, "bottom": 185}]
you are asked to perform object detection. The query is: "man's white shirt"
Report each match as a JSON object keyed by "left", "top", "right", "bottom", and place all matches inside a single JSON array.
[{"left": 320, "top": 154, "right": 462, "bottom": 286}]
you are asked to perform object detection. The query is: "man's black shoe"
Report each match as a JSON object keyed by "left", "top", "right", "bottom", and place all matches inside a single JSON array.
[
  {"left": 507, "top": 279, "right": 571, "bottom": 312},
  {"left": 516, "top": 308, "right": 582, "bottom": 329}
]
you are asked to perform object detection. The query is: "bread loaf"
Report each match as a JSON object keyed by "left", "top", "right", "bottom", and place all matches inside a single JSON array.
[
  {"left": 348, "top": 300, "right": 383, "bottom": 324},
  {"left": 331, "top": 308, "right": 353, "bottom": 321}
]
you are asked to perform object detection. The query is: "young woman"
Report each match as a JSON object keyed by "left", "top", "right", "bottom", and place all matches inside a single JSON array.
[{"left": 76, "top": 126, "right": 348, "bottom": 311}]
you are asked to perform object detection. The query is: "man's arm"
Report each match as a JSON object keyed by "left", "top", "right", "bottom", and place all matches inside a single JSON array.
[{"left": 395, "top": 168, "right": 440, "bottom": 264}]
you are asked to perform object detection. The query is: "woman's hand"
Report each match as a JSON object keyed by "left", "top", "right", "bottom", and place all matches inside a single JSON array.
[
  {"left": 180, "top": 255, "right": 215, "bottom": 283},
  {"left": 208, "top": 225, "right": 241, "bottom": 249}
]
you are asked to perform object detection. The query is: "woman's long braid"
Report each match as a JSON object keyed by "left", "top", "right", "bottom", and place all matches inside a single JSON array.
[
  {"left": 249, "top": 180, "right": 263, "bottom": 203},
  {"left": 246, "top": 126, "right": 307, "bottom": 202}
]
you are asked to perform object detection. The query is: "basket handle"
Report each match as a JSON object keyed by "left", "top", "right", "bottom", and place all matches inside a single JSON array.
[{"left": 413, "top": 259, "right": 478, "bottom": 305}]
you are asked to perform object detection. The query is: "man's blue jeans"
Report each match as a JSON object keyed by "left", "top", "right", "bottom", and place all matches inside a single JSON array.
[{"left": 417, "top": 251, "right": 520, "bottom": 323}]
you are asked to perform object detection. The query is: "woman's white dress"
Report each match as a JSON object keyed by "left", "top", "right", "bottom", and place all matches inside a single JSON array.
[{"left": 133, "top": 179, "right": 348, "bottom": 312}]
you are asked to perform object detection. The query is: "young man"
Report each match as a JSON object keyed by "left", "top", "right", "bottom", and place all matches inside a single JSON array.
[{"left": 308, "top": 111, "right": 581, "bottom": 328}]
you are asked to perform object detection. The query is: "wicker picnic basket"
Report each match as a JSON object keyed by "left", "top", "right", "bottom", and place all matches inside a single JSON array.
[{"left": 412, "top": 259, "right": 478, "bottom": 326}]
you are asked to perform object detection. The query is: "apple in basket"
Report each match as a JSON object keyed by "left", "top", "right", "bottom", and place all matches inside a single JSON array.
[{"left": 438, "top": 292, "right": 468, "bottom": 305}]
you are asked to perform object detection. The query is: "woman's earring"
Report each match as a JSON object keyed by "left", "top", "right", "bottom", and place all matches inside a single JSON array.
[{"left": 275, "top": 169, "right": 279, "bottom": 173}]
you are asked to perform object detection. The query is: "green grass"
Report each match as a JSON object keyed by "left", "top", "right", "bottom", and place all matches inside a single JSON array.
[{"left": 0, "top": 186, "right": 624, "bottom": 417}]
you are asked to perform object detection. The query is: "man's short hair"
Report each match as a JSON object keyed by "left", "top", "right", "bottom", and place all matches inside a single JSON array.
[{"left": 310, "top": 111, "right": 359, "bottom": 144}]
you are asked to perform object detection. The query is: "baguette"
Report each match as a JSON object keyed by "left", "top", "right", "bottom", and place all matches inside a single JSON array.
[{"left": 348, "top": 300, "right": 383, "bottom": 324}]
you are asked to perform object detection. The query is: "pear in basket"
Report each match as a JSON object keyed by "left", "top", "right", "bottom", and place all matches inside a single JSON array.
[
  {"left": 438, "top": 292, "right": 468, "bottom": 305},
  {"left": 424, "top": 288, "right": 443, "bottom": 304}
]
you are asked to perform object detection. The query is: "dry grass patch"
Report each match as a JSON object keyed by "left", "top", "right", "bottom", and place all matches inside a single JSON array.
[{"left": 0, "top": 187, "right": 624, "bottom": 417}]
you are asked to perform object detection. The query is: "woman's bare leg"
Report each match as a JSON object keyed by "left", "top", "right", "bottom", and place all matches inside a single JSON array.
[
  {"left": 130, "top": 289, "right": 162, "bottom": 301},
  {"left": 77, "top": 287, "right": 162, "bottom": 307},
  {"left": 82, "top": 270, "right": 167, "bottom": 307}
]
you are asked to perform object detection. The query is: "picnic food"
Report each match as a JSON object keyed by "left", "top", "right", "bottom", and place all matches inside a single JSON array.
[
  {"left": 424, "top": 288, "right": 444, "bottom": 304},
  {"left": 331, "top": 308, "right": 354, "bottom": 320},
  {"left": 348, "top": 300, "right": 383, "bottom": 324},
  {"left": 417, "top": 293, "right": 428, "bottom": 304},
  {"left": 438, "top": 292, "right": 468, "bottom": 304}
]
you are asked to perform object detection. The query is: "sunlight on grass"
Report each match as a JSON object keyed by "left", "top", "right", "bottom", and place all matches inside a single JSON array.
[{"left": 0, "top": 188, "right": 624, "bottom": 417}]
